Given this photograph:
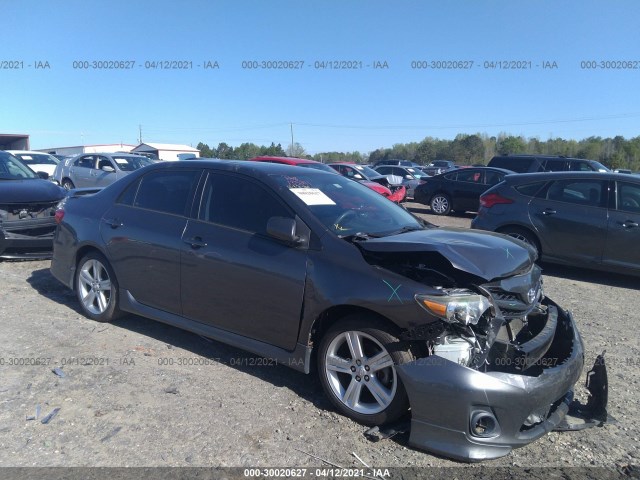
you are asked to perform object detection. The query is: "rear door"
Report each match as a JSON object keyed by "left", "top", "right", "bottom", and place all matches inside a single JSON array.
[
  {"left": 180, "top": 171, "right": 308, "bottom": 351},
  {"left": 528, "top": 178, "right": 609, "bottom": 263},
  {"left": 451, "top": 169, "right": 487, "bottom": 211},
  {"left": 101, "top": 168, "right": 202, "bottom": 314},
  {"left": 603, "top": 180, "right": 640, "bottom": 272}
]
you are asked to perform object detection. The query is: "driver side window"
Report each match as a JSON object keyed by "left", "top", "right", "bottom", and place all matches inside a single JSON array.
[
  {"left": 617, "top": 182, "right": 640, "bottom": 213},
  {"left": 200, "top": 173, "right": 293, "bottom": 235}
]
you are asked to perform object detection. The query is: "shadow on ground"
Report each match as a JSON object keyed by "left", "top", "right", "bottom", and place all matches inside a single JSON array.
[{"left": 25, "top": 268, "right": 341, "bottom": 420}]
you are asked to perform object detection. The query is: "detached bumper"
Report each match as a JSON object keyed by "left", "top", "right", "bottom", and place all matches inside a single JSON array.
[{"left": 396, "top": 304, "right": 584, "bottom": 462}]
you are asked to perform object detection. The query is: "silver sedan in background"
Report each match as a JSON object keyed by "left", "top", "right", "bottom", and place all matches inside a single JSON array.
[{"left": 52, "top": 153, "right": 153, "bottom": 190}]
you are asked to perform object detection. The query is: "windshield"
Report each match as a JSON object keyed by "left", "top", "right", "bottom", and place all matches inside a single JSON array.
[
  {"left": 13, "top": 153, "right": 59, "bottom": 166},
  {"left": 0, "top": 151, "right": 38, "bottom": 179},
  {"left": 405, "top": 167, "right": 426, "bottom": 179},
  {"left": 354, "top": 165, "right": 381, "bottom": 178},
  {"left": 271, "top": 172, "right": 422, "bottom": 237},
  {"left": 112, "top": 156, "right": 153, "bottom": 171}
]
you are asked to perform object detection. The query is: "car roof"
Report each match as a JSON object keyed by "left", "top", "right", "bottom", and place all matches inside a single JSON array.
[
  {"left": 503, "top": 171, "right": 639, "bottom": 183},
  {"left": 441, "top": 166, "right": 514, "bottom": 174},
  {"left": 492, "top": 154, "right": 590, "bottom": 161},
  {"left": 250, "top": 156, "right": 318, "bottom": 165},
  {"left": 6, "top": 150, "right": 55, "bottom": 155},
  {"left": 151, "top": 158, "right": 334, "bottom": 179}
]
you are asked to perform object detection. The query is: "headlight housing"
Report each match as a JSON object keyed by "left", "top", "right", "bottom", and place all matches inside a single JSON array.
[{"left": 416, "top": 291, "right": 491, "bottom": 325}]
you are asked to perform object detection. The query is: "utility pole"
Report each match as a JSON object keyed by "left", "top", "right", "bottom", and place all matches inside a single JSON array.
[
  {"left": 290, "top": 122, "right": 294, "bottom": 155},
  {"left": 139, "top": 124, "right": 143, "bottom": 144}
]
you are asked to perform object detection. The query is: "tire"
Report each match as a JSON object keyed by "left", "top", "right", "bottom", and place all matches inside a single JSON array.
[
  {"left": 500, "top": 227, "right": 541, "bottom": 258},
  {"left": 62, "top": 178, "right": 75, "bottom": 190},
  {"left": 317, "top": 315, "right": 412, "bottom": 426},
  {"left": 430, "top": 193, "right": 451, "bottom": 215},
  {"left": 75, "top": 252, "right": 122, "bottom": 322}
]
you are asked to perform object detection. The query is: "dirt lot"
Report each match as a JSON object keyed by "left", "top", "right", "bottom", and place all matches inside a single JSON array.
[{"left": 1, "top": 203, "right": 639, "bottom": 474}]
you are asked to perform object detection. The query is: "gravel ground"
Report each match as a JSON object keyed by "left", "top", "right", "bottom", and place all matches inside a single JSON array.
[{"left": 0, "top": 203, "right": 638, "bottom": 475}]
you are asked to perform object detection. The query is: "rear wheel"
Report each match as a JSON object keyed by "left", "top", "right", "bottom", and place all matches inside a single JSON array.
[
  {"left": 430, "top": 193, "right": 451, "bottom": 215},
  {"left": 318, "top": 316, "right": 412, "bottom": 426},
  {"left": 62, "top": 178, "right": 75, "bottom": 190},
  {"left": 76, "top": 252, "right": 122, "bottom": 322}
]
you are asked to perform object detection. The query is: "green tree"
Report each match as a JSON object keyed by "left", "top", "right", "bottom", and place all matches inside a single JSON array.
[
  {"left": 287, "top": 142, "right": 307, "bottom": 157},
  {"left": 497, "top": 136, "right": 527, "bottom": 155},
  {"left": 215, "top": 142, "right": 234, "bottom": 159},
  {"left": 196, "top": 142, "right": 214, "bottom": 158}
]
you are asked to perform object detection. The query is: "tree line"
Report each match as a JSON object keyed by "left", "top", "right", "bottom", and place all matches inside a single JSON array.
[{"left": 196, "top": 133, "right": 640, "bottom": 171}]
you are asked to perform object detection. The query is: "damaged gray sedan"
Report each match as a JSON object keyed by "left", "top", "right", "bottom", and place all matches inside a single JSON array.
[{"left": 50, "top": 160, "right": 606, "bottom": 462}]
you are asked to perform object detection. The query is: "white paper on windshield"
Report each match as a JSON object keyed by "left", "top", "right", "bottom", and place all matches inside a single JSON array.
[{"left": 290, "top": 188, "right": 336, "bottom": 205}]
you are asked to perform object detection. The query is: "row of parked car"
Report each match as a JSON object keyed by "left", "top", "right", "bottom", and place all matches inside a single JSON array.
[
  {"left": 2, "top": 149, "right": 639, "bottom": 277},
  {"left": 405, "top": 154, "right": 639, "bottom": 277}
]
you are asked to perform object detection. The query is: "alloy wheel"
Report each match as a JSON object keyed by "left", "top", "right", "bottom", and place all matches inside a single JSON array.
[
  {"left": 324, "top": 330, "right": 397, "bottom": 415},
  {"left": 77, "top": 258, "right": 112, "bottom": 315}
]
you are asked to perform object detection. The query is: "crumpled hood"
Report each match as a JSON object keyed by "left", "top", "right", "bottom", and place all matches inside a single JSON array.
[
  {"left": 358, "top": 227, "right": 535, "bottom": 281},
  {"left": 0, "top": 179, "right": 66, "bottom": 203}
]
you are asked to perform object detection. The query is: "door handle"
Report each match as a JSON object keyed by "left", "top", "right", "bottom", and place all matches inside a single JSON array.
[
  {"left": 184, "top": 236, "right": 207, "bottom": 249},
  {"left": 104, "top": 218, "right": 123, "bottom": 229},
  {"left": 542, "top": 209, "right": 557, "bottom": 215},
  {"left": 622, "top": 220, "right": 639, "bottom": 228}
]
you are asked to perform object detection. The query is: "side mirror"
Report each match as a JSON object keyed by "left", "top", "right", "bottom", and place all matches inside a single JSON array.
[
  {"left": 102, "top": 165, "right": 116, "bottom": 173},
  {"left": 37, "top": 171, "right": 49, "bottom": 179},
  {"left": 267, "top": 217, "right": 302, "bottom": 245}
]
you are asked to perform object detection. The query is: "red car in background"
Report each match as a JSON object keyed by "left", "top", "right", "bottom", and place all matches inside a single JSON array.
[
  {"left": 328, "top": 163, "right": 406, "bottom": 203},
  {"left": 250, "top": 157, "right": 406, "bottom": 203}
]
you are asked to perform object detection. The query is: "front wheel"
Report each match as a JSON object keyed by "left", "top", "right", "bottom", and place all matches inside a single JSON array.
[
  {"left": 430, "top": 193, "right": 451, "bottom": 215},
  {"left": 76, "top": 252, "right": 122, "bottom": 322},
  {"left": 317, "top": 316, "right": 412, "bottom": 426},
  {"left": 62, "top": 178, "right": 75, "bottom": 190}
]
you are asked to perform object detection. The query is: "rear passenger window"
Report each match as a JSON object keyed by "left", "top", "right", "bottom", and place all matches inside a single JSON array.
[
  {"left": 134, "top": 170, "right": 200, "bottom": 216},
  {"left": 515, "top": 181, "right": 548, "bottom": 197},
  {"left": 74, "top": 156, "right": 95, "bottom": 169},
  {"left": 199, "top": 173, "right": 292, "bottom": 235},
  {"left": 457, "top": 170, "right": 483, "bottom": 183},
  {"left": 617, "top": 182, "right": 640, "bottom": 213},
  {"left": 541, "top": 159, "right": 566, "bottom": 172},
  {"left": 546, "top": 180, "right": 607, "bottom": 207},
  {"left": 568, "top": 160, "right": 592, "bottom": 171}
]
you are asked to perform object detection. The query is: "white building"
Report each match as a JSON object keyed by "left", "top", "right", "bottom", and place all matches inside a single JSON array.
[
  {"left": 132, "top": 143, "right": 200, "bottom": 161},
  {"left": 38, "top": 144, "right": 136, "bottom": 156}
]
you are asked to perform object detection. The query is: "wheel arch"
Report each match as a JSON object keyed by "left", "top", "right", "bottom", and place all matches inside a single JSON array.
[
  {"left": 495, "top": 224, "right": 542, "bottom": 255},
  {"left": 73, "top": 244, "right": 112, "bottom": 290},
  {"left": 308, "top": 305, "right": 402, "bottom": 353}
]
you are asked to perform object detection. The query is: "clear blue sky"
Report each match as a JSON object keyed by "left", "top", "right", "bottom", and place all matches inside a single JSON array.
[{"left": 2, "top": 0, "right": 639, "bottom": 154}]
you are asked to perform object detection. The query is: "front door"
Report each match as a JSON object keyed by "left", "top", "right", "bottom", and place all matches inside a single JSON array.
[{"left": 180, "top": 171, "right": 308, "bottom": 351}]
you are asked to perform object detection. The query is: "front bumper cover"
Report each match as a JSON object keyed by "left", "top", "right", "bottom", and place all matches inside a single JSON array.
[
  {"left": 396, "top": 301, "right": 584, "bottom": 462},
  {"left": 0, "top": 225, "right": 56, "bottom": 259}
]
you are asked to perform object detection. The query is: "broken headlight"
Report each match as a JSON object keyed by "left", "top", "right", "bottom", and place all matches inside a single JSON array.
[{"left": 416, "top": 291, "right": 491, "bottom": 326}]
